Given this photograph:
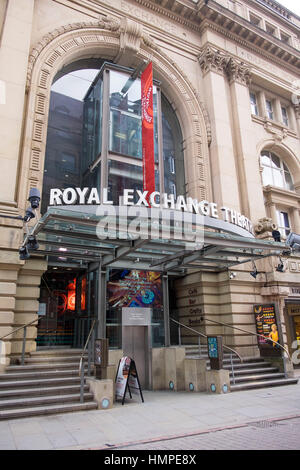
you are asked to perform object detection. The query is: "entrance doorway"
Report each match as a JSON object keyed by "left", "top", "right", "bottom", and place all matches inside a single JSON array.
[
  {"left": 37, "top": 266, "right": 98, "bottom": 348},
  {"left": 122, "top": 326, "right": 151, "bottom": 389}
]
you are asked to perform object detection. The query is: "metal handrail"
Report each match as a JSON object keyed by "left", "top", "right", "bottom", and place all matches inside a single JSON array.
[
  {"left": 0, "top": 318, "right": 38, "bottom": 366},
  {"left": 202, "top": 317, "right": 291, "bottom": 361},
  {"left": 78, "top": 318, "right": 97, "bottom": 403},
  {"left": 0, "top": 318, "right": 38, "bottom": 340},
  {"left": 170, "top": 317, "right": 242, "bottom": 362}
]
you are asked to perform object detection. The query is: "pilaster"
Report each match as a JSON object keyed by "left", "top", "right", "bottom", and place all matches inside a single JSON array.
[
  {"left": 11, "top": 257, "right": 47, "bottom": 362},
  {"left": 0, "top": 0, "right": 34, "bottom": 211},
  {"left": 226, "top": 57, "right": 266, "bottom": 221},
  {"left": 198, "top": 46, "right": 240, "bottom": 210}
]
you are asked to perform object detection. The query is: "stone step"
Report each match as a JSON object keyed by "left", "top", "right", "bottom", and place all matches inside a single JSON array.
[
  {"left": 223, "top": 361, "right": 272, "bottom": 370},
  {"left": 0, "top": 369, "right": 84, "bottom": 381},
  {"left": 229, "top": 367, "right": 279, "bottom": 376},
  {"left": 230, "top": 372, "right": 285, "bottom": 384},
  {"left": 31, "top": 349, "right": 83, "bottom": 356},
  {"left": 5, "top": 362, "right": 91, "bottom": 373},
  {"left": 0, "top": 384, "right": 90, "bottom": 400},
  {"left": 0, "top": 392, "right": 94, "bottom": 410},
  {"left": 230, "top": 377, "right": 298, "bottom": 392},
  {"left": 0, "top": 376, "right": 82, "bottom": 390},
  {"left": 0, "top": 401, "right": 98, "bottom": 420},
  {"left": 24, "top": 356, "right": 85, "bottom": 364}
]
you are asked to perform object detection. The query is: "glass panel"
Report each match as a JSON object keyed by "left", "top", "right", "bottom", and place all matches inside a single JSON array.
[
  {"left": 42, "top": 67, "right": 101, "bottom": 215},
  {"left": 82, "top": 77, "right": 103, "bottom": 170},
  {"left": 250, "top": 92, "right": 258, "bottom": 115},
  {"left": 260, "top": 153, "right": 271, "bottom": 167},
  {"left": 262, "top": 165, "right": 273, "bottom": 186},
  {"left": 162, "top": 94, "right": 185, "bottom": 197},
  {"left": 110, "top": 70, "right": 141, "bottom": 158},
  {"left": 152, "top": 308, "right": 165, "bottom": 347},
  {"left": 42, "top": 92, "right": 83, "bottom": 214},
  {"left": 272, "top": 168, "right": 284, "bottom": 187},
  {"left": 281, "top": 106, "right": 288, "bottom": 126},
  {"left": 266, "top": 100, "right": 274, "bottom": 119},
  {"left": 108, "top": 69, "right": 158, "bottom": 160},
  {"left": 284, "top": 171, "right": 294, "bottom": 190},
  {"left": 271, "top": 153, "right": 280, "bottom": 169},
  {"left": 108, "top": 159, "right": 143, "bottom": 204}
]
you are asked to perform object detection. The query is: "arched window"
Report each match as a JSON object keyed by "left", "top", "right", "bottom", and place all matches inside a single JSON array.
[
  {"left": 42, "top": 62, "right": 185, "bottom": 212},
  {"left": 260, "top": 150, "right": 294, "bottom": 191}
]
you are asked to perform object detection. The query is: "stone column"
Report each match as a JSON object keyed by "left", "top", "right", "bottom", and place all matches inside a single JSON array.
[
  {"left": 226, "top": 58, "right": 266, "bottom": 221},
  {"left": 198, "top": 46, "right": 240, "bottom": 210},
  {"left": 293, "top": 105, "right": 300, "bottom": 155},
  {"left": 0, "top": 0, "right": 34, "bottom": 213},
  {"left": 11, "top": 258, "right": 47, "bottom": 362},
  {"left": 292, "top": 206, "right": 300, "bottom": 234},
  {"left": 0, "top": 254, "right": 20, "bottom": 369}
]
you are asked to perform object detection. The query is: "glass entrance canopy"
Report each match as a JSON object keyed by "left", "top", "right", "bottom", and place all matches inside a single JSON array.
[{"left": 30, "top": 205, "right": 288, "bottom": 274}]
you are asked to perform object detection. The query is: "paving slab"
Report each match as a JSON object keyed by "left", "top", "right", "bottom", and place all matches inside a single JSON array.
[{"left": 0, "top": 380, "right": 299, "bottom": 450}]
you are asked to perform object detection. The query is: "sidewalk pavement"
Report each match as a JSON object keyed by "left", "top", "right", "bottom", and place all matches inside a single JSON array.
[{"left": 1, "top": 370, "right": 300, "bottom": 450}]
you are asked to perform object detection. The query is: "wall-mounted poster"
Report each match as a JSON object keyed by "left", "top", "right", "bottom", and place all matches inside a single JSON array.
[
  {"left": 254, "top": 304, "right": 279, "bottom": 348},
  {"left": 108, "top": 270, "right": 162, "bottom": 309}
]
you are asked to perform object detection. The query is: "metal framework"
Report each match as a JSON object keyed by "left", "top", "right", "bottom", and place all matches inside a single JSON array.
[{"left": 30, "top": 206, "right": 288, "bottom": 274}]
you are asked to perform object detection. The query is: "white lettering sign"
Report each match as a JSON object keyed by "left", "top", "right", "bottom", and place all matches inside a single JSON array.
[{"left": 49, "top": 187, "right": 254, "bottom": 234}]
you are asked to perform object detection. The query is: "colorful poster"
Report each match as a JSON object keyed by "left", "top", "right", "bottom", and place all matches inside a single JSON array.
[
  {"left": 115, "top": 356, "right": 144, "bottom": 405},
  {"left": 141, "top": 62, "right": 155, "bottom": 205},
  {"left": 107, "top": 270, "right": 162, "bottom": 308},
  {"left": 115, "top": 356, "right": 131, "bottom": 399},
  {"left": 254, "top": 304, "right": 279, "bottom": 347}
]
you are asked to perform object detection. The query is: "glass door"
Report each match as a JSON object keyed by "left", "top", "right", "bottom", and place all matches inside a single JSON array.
[{"left": 73, "top": 268, "right": 98, "bottom": 348}]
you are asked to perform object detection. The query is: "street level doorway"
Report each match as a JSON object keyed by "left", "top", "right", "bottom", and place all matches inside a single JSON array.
[{"left": 37, "top": 266, "right": 98, "bottom": 348}]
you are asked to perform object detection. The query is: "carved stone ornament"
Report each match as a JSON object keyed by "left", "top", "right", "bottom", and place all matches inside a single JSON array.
[
  {"left": 198, "top": 45, "right": 228, "bottom": 75},
  {"left": 293, "top": 104, "right": 300, "bottom": 120},
  {"left": 263, "top": 120, "right": 288, "bottom": 142},
  {"left": 225, "top": 57, "right": 251, "bottom": 86},
  {"left": 254, "top": 217, "right": 277, "bottom": 235},
  {"left": 115, "top": 17, "right": 145, "bottom": 63},
  {"left": 198, "top": 46, "right": 251, "bottom": 85},
  {"left": 26, "top": 16, "right": 121, "bottom": 90}
]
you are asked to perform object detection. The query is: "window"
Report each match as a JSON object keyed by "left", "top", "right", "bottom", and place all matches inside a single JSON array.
[
  {"left": 42, "top": 62, "right": 185, "bottom": 212},
  {"left": 276, "top": 210, "right": 291, "bottom": 238},
  {"left": 249, "top": 12, "right": 261, "bottom": 27},
  {"left": 261, "top": 151, "right": 294, "bottom": 191},
  {"left": 281, "top": 106, "right": 289, "bottom": 126},
  {"left": 280, "top": 31, "right": 291, "bottom": 45},
  {"left": 265, "top": 22, "right": 276, "bottom": 37},
  {"left": 250, "top": 92, "right": 259, "bottom": 115},
  {"left": 265, "top": 99, "right": 274, "bottom": 120}
]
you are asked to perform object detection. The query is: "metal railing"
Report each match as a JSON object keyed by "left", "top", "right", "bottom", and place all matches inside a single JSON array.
[
  {"left": 78, "top": 318, "right": 97, "bottom": 403},
  {"left": 202, "top": 317, "right": 291, "bottom": 379},
  {"left": 170, "top": 317, "right": 242, "bottom": 384},
  {"left": 202, "top": 317, "right": 291, "bottom": 361},
  {"left": 171, "top": 315, "right": 292, "bottom": 381},
  {"left": 0, "top": 319, "right": 38, "bottom": 365}
]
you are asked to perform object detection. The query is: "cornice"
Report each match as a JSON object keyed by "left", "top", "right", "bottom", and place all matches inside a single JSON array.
[{"left": 199, "top": 19, "right": 300, "bottom": 77}]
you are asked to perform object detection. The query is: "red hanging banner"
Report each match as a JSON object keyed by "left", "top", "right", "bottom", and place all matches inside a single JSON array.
[{"left": 141, "top": 62, "right": 155, "bottom": 204}]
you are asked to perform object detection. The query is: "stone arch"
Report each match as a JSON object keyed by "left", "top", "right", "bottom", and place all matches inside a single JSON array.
[
  {"left": 18, "top": 17, "right": 211, "bottom": 211},
  {"left": 257, "top": 138, "right": 300, "bottom": 190}
]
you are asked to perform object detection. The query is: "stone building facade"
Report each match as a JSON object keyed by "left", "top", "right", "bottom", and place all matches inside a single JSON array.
[{"left": 0, "top": 0, "right": 300, "bottom": 370}]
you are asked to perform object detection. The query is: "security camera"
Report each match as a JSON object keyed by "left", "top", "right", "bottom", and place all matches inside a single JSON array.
[
  {"left": 23, "top": 207, "right": 35, "bottom": 223},
  {"left": 272, "top": 230, "right": 281, "bottom": 242},
  {"left": 19, "top": 245, "right": 30, "bottom": 260},
  {"left": 286, "top": 232, "right": 300, "bottom": 252},
  {"left": 28, "top": 188, "right": 40, "bottom": 209},
  {"left": 27, "top": 235, "right": 39, "bottom": 251}
]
